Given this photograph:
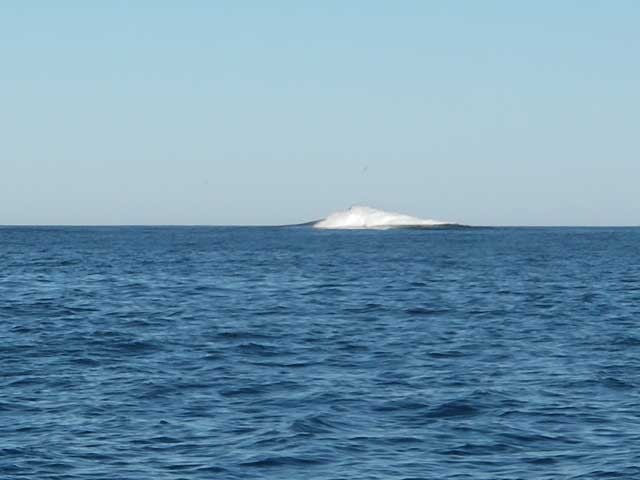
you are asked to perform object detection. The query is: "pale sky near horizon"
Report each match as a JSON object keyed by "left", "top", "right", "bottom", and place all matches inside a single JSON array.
[{"left": 2, "top": 1, "right": 638, "bottom": 226}]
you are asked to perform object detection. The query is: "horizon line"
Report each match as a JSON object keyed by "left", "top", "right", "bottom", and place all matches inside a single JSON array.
[{"left": 0, "top": 224, "right": 638, "bottom": 229}]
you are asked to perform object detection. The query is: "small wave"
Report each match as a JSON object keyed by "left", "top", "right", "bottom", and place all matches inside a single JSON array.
[
  {"left": 289, "top": 414, "right": 344, "bottom": 435},
  {"left": 219, "top": 386, "right": 265, "bottom": 397},
  {"left": 373, "top": 397, "right": 431, "bottom": 412},
  {"left": 240, "top": 455, "right": 328, "bottom": 467},
  {"left": 438, "top": 442, "right": 517, "bottom": 456},
  {"left": 426, "top": 400, "right": 481, "bottom": 419},
  {"left": 214, "top": 330, "right": 273, "bottom": 342},
  {"left": 237, "top": 342, "right": 281, "bottom": 357},
  {"left": 192, "top": 466, "right": 228, "bottom": 474},
  {"left": 405, "top": 307, "right": 451, "bottom": 316},
  {"left": 612, "top": 336, "right": 640, "bottom": 347},
  {"left": 98, "top": 339, "right": 162, "bottom": 355}
]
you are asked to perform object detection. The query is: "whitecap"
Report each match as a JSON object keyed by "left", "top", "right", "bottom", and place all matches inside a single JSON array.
[{"left": 314, "top": 205, "right": 452, "bottom": 230}]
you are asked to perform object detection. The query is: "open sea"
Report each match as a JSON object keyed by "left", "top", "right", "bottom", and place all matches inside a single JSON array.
[{"left": 1, "top": 226, "right": 639, "bottom": 479}]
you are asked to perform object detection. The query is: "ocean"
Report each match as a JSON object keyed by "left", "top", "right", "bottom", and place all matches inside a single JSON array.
[{"left": 1, "top": 226, "right": 639, "bottom": 479}]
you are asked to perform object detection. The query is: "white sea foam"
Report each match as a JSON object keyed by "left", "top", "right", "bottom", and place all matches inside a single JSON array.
[{"left": 314, "top": 205, "right": 449, "bottom": 229}]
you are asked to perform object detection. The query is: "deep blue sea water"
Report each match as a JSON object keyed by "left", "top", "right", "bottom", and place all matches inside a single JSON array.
[{"left": 2, "top": 226, "right": 640, "bottom": 479}]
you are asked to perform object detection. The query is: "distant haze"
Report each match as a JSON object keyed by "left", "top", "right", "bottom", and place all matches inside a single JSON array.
[{"left": 2, "top": 2, "right": 638, "bottom": 226}]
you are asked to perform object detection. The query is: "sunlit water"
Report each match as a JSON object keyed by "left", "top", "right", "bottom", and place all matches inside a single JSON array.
[{"left": 2, "top": 226, "right": 639, "bottom": 479}]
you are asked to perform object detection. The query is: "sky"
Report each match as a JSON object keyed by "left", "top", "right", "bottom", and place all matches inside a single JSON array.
[{"left": 1, "top": 1, "right": 638, "bottom": 226}]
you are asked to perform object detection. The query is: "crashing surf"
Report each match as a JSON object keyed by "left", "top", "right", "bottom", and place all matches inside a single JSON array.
[{"left": 313, "top": 206, "right": 460, "bottom": 230}]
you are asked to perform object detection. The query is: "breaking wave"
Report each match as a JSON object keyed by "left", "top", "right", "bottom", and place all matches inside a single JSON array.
[{"left": 313, "top": 206, "right": 455, "bottom": 230}]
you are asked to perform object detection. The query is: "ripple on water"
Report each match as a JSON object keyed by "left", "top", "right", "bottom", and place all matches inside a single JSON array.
[{"left": 2, "top": 226, "right": 640, "bottom": 479}]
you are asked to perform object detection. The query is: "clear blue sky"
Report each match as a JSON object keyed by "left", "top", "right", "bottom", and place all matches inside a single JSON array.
[{"left": 2, "top": 1, "right": 638, "bottom": 225}]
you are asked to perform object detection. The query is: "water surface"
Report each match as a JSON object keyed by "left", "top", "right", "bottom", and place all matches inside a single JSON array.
[{"left": 1, "top": 226, "right": 639, "bottom": 479}]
